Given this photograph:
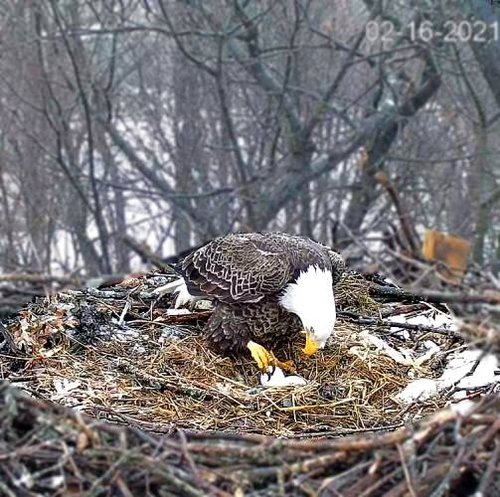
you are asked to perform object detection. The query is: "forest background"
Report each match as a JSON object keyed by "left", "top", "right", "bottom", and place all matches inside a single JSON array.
[{"left": 1, "top": 0, "right": 499, "bottom": 283}]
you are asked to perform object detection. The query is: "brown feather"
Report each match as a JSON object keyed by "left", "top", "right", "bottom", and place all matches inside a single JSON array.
[{"left": 178, "top": 232, "right": 344, "bottom": 357}]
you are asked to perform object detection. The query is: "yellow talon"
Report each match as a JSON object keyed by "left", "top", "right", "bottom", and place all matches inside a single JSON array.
[
  {"left": 247, "top": 340, "right": 273, "bottom": 370},
  {"left": 303, "top": 329, "right": 320, "bottom": 356},
  {"left": 278, "top": 359, "right": 296, "bottom": 374},
  {"left": 247, "top": 341, "right": 296, "bottom": 373}
]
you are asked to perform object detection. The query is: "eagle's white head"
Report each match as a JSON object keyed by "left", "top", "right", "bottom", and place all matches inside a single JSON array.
[{"left": 279, "top": 265, "right": 336, "bottom": 355}]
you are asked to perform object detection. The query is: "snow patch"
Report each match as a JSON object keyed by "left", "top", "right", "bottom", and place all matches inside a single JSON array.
[
  {"left": 397, "top": 350, "right": 499, "bottom": 404},
  {"left": 166, "top": 308, "right": 192, "bottom": 315},
  {"left": 387, "top": 308, "right": 458, "bottom": 339}
]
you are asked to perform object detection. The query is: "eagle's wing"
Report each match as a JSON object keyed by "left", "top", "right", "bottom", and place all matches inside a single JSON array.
[
  {"left": 179, "top": 233, "right": 297, "bottom": 303},
  {"left": 327, "top": 249, "right": 345, "bottom": 284}
]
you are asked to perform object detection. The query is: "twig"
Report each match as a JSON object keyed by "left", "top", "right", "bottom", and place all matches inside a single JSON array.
[
  {"left": 379, "top": 303, "right": 429, "bottom": 318},
  {"left": 0, "top": 322, "right": 21, "bottom": 355},
  {"left": 475, "top": 440, "right": 500, "bottom": 495},
  {"left": 369, "top": 284, "right": 500, "bottom": 305},
  {"left": 123, "top": 235, "right": 176, "bottom": 272},
  {"left": 0, "top": 384, "right": 498, "bottom": 496},
  {"left": 0, "top": 273, "right": 79, "bottom": 285},
  {"left": 338, "top": 311, "right": 462, "bottom": 338},
  {"left": 397, "top": 443, "right": 417, "bottom": 497}
]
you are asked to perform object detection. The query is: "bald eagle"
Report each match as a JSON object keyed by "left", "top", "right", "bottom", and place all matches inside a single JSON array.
[{"left": 156, "top": 232, "right": 344, "bottom": 372}]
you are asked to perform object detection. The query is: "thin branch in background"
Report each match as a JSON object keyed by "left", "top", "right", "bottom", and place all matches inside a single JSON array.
[{"left": 0, "top": 0, "right": 498, "bottom": 285}]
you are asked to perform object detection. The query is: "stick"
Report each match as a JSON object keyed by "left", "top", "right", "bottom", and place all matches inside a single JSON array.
[
  {"left": 369, "top": 285, "right": 500, "bottom": 306},
  {"left": 338, "top": 311, "right": 462, "bottom": 339}
]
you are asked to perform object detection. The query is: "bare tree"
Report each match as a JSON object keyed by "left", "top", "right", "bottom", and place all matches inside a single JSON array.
[{"left": 0, "top": 0, "right": 499, "bottom": 279}]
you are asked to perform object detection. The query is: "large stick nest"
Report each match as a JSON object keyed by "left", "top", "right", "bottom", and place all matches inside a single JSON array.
[
  {"left": 1, "top": 269, "right": 499, "bottom": 495},
  {"left": 0, "top": 382, "right": 498, "bottom": 496}
]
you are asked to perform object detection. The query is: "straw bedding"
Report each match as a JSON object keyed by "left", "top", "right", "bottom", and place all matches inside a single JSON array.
[
  {"left": 1, "top": 268, "right": 499, "bottom": 496},
  {"left": 2, "top": 271, "right": 463, "bottom": 437}
]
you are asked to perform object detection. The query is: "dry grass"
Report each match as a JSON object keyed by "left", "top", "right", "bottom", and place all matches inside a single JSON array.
[
  {"left": 335, "top": 270, "right": 380, "bottom": 313},
  {"left": 2, "top": 272, "right": 459, "bottom": 438}
]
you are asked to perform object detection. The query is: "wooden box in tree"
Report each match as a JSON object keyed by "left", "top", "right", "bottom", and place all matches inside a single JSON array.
[{"left": 422, "top": 229, "right": 471, "bottom": 281}]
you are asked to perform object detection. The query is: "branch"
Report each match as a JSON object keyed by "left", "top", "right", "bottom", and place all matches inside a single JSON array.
[
  {"left": 303, "top": 24, "right": 368, "bottom": 140},
  {"left": 49, "top": 0, "right": 112, "bottom": 272},
  {"left": 1, "top": 382, "right": 498, "bottom": 496},
  {"left": 122, "top": 236, "right": 174, "bottom": 271},
  {"left": 338, "top": 310, "right": 462, "bottom": 339},
  {"left": 228, "top": 4, "right": 303, "bottom": 136},
  {"left": 102, "top": 120, "right": 219, "bottom": 237},
  {"left": 369, "top": 284, "right": 500, "bottom": 306},
  {"left": 374, "top": 171, "right": 420, "bottom": 255},
  {"left": 260, "top": 53, "right": 439, "bottom": 227},
  {"left": 481, "top": 187, "right": 500, "bottom": 209},
  {"left": 0, "top": 273, "right": 78, "bottom": 285}
]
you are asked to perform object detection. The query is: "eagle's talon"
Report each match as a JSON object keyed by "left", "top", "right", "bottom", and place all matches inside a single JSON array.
[
  {"left": 246, "top": 341, "right": 297, "bottom": 376},
  {"left": 277, "top": 359, "right": 296, "bottom": 374},
  {"left": 247, "top": 340, "right": 274, "bottom": 371},
  {"left": 265, "top": 365, "right": 276, "bottom": 381}
]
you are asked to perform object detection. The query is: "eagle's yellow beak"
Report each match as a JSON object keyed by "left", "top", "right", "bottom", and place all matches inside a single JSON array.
[{"left": 303, "top": 330, "right": 319, "bottom": 356}]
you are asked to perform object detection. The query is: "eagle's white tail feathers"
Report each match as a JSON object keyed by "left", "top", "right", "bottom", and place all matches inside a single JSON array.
[
  {"left": 173, "top": 281, "right": 197, "bottom": 308},
  {"left": 153, "top": 278, "right": 184, "bottom": 295},
  {"left": 153, "top": 278, "right": 196, "bottom": 308}
]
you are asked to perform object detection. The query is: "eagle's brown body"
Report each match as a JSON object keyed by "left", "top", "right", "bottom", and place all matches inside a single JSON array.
[
  {"left": 176, "top": 232, "right": 344, "bottom": 356},
  {"left": 205, "top": 297, "right": 302, "bottom": 355}
]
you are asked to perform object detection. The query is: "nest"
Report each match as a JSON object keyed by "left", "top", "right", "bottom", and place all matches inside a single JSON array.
[
  {"left": 2, "top": 271, "right": 470, "bottom": 437},
  {"left": 0, "top": 382, "right": 498, "bottom": 496},
  {"left": 1, "top": 269, "right": 498, "bottom": 495}
]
